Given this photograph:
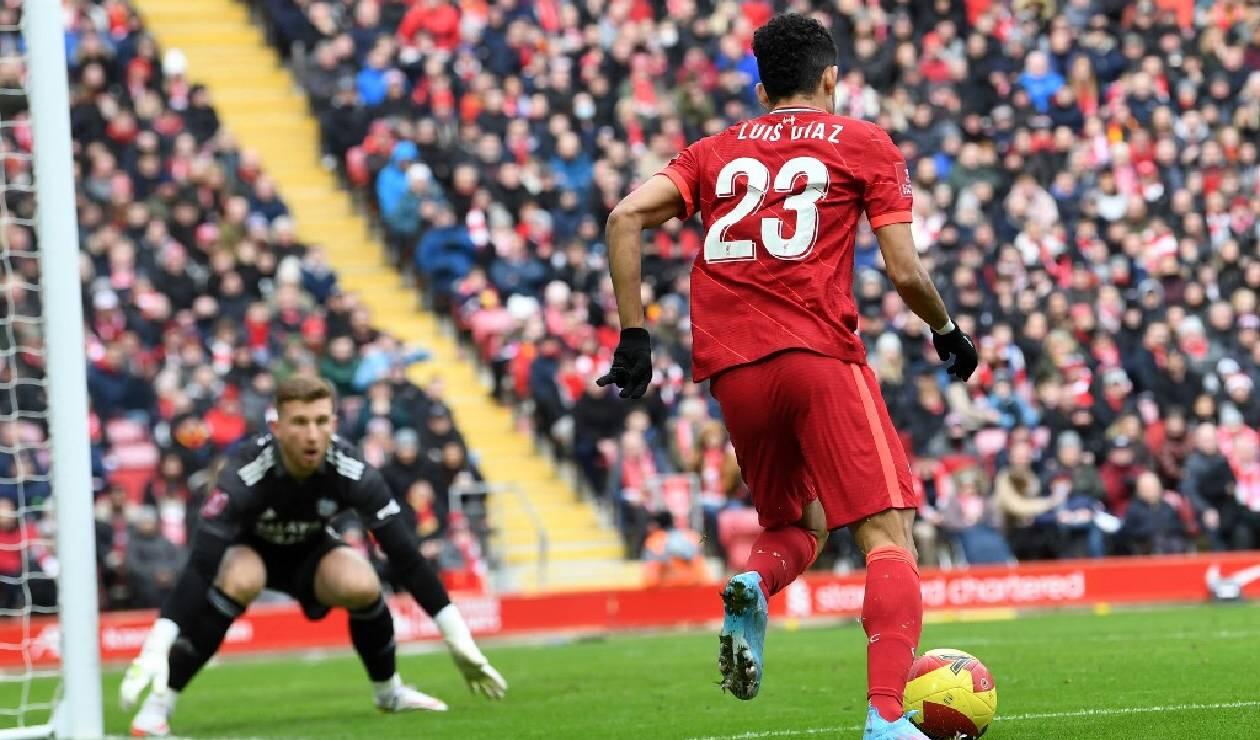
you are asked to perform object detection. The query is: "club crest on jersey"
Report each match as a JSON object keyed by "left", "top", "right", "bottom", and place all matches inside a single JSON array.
[
  {"left": 317, "top": 498, "right": 338, "bottom": 518},
  {"left": 201, "top": 489, "right": 229, "bottom": 518}
]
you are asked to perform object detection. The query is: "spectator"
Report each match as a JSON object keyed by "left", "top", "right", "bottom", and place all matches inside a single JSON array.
[
  {"left": 319, "top": 335, "right": 361, "bottom": 397},
  {"left": 1122, "top": 472, "right": 1189, "bottom": 556},
  {"left": 143, "top": 452, "right": 195, "bottom": 549},
  {"left": 381, "top": 428, "right": 429, "bottom": 501},
  {"left": 0, "top": 449, "right": 50, "bottom": 511},
  {"left": 95, "top": 484, "right": 133, "bottom": 609},
  {"left": 1041, "top": 431, "right": 1108, "bottom": 557},
  {"left": 1227, "top": 433, "right": 1260, "bottom": 549},
  {"left": 428, "top": 441, "right": 484, "bottom": 534},
  {"left": 939, "top": 468, "right": 1013, "bottom": 566},
  {"left": 300, "top": 247, "right": 339, "bottom": 305},
  {"left": 1099, "top": 436, "right": 1144, "bottom": 515},
  {"left": 415, "top": 205, "right": 475, "bottom": 303},
  {"left": 607, "top": 430, "right": 662, "bottom": 559},
  {"left": 400, "top": 478, "right": 445, "bottom": 566},
  {"left": 0, "top": 500, "right": 39, "bottom": 610},
  {"left": 376, "top": 140, "right": 417, "bottom": 222},
  {"left": 995, "top": 440, "right": 1061, "bottom": 561},
  {"left": 1181, "top": 424, "right": 1237, "bottom": 551},
  {"left": 685, "top": 420, "right": 741, "bottom": 556},
  {"left": 642, "top": 511, "right": 706, "bottom": 587},
  {"left": 435, "top": 512, "right": 487, "bottom": 595},
  {"left": 123, "top": 507, "right": 180, "bottom": 608},
  {"left": 1153, "top": 409, "right": 1193, "bottom": 489}
]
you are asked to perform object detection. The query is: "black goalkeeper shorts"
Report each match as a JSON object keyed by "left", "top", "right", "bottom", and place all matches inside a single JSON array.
[{"left": 243, "top": 530, "right": 348, "bottom": 622}]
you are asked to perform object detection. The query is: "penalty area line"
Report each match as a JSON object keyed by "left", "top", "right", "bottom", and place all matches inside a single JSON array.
[{"left": 684, "top": 700, "right": 1260, "bottom": 740}]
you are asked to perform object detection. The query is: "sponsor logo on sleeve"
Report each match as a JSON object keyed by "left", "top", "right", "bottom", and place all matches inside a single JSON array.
[{"left": 895, "top": 162, "right": 913, "bottom": 197}]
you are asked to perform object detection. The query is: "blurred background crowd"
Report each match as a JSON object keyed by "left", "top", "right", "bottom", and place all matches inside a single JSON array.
[
  {"left": 0, "top": 0, "right": 487, "bottom": 612},
  {"left": 256, "top": 0, "right": 1260, "bottom": 573},
  {"left": 0, "top": 0, "right": 1258, "bottom": 610}
]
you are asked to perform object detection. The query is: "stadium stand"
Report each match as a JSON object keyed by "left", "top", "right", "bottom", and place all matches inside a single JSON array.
[
  {"left": 253, "top": 0, "right": 1260, "bottom": 571},
  {"left": 1, "top": 0, "right": 1258, "bottom": 611},
  {"left": 0, "top": 0, "right": 503, "bottom": 610}
]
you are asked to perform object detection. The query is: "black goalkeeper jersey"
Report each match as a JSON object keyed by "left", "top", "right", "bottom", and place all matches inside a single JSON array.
[
  {"left": 200, "top": 433, "right": 401, "bottom": 548},
  {"left": 162, "top": 432, "right": 450, "bottom": 629}
]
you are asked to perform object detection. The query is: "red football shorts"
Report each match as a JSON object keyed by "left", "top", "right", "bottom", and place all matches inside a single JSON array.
[{"left": 710, "top": 350, "right": 918, "bottom": 530}]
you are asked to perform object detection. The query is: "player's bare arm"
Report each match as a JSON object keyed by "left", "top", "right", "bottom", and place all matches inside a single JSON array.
[
  {"left": 597, "top": 174, "right": 686, "bottom": 398},
  {"left": 606, "top": 174, "right": 685, "bottom": 330},
  {"left": 873, "top": 222, "right": 950, "bottom": 330},
  {"left": 874, "top": 222, "right": 979, "bottom": 381}
]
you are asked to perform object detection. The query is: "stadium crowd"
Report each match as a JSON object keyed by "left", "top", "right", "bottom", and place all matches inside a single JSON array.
[
  {"left": 256, "top": 0, "right": 1260, "bottom": 569},
  {"left": 0, "top": 0, "right": 487, "bottom": 612},
  {"left": 0, "top": 0, "right": 1257, "bottom": 614}
]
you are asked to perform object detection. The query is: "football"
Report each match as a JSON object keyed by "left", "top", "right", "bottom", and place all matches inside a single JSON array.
[{"left": 902, "top": 649, "right": 998, "bottom": 739}]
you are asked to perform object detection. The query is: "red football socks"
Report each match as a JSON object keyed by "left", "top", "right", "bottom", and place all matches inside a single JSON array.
[
  {"left": 744, "top": 526, "right": 817, "bottom": 600},
  {"left": 862, "top": 544, "right": 923, "bottom": 722}
]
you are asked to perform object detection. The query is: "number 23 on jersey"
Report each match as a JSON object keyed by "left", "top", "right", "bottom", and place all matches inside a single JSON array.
[{"left": 703, "top": 156, "right": 829, "bottom": 264}]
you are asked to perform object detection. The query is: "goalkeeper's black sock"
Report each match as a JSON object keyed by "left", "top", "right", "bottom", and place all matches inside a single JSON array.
[
  {"left": 167, "top": 586, "right": 244, "bottom": 692},
  {"left": 349, "top": 596, "right": 397, "bottom": 682},
  {"left": 400, "top": 560, "right": 451, "bottom": 616}
]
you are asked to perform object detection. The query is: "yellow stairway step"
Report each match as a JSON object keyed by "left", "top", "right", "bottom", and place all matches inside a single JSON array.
[
  {"left": 220, "top": 112, "right": 317, "bottom": 128},
  {"left": 224, "top": 118, "right": 317, "bottom": 136},
  {"left": 498, "top": 525, "right": 609, "bottom": 543},
  {"left": 192, "top": 68, "right": 293, "bottom": 85},
  {"left": 163, "top": 49, "right": 275, "bottom": 67},
  {"left": 502, "top": 542, "right": 623, "bottom": 565}
]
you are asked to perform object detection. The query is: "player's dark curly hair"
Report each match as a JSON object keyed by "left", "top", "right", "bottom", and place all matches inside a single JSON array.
[{"left": 752, "top": 14, "right": 837, "bottom": 103}]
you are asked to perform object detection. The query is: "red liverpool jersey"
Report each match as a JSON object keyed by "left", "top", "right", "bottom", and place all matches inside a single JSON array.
[{"left": 659, "top": 107, "right": 913, "bottom": 382}]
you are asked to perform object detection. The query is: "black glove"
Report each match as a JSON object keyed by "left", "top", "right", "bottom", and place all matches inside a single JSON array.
[
  {"left": 932, "top": 323, "right": 979, "bottom": 381},
  {"left": 596, "top": 328, "right": 653, "bottom": 399}
]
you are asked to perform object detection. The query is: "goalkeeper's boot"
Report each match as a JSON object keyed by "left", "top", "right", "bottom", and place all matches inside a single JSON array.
[
  {"left": 718, "top": 571, "right": 768, "bottom": 700},
  {"left": 130, "top": 688, "right": 176, "bottom": 737},
  {"left": 862, "top": 704, "right": 929, "bottom": 740},
  {"left": 374, "top": 674, "right": 449, "bottom": 713}
]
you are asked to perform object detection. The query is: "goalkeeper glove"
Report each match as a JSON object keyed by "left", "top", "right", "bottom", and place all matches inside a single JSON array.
[
  {"left": 434, "top": 605, "right": 507, "bottom": 700},
  {"left": 931, "top": 320, "right": 979, "bottom": 381},
  {"left": 120, "top": 617, "right": 178, "bottom": 710},
  {"left": 596, "top": 328, "right": 653, "bottom": 399}
]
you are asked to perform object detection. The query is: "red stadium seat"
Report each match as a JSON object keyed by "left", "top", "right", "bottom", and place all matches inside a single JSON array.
[
  {"left": 648, "top": 474, "right": 696, "bottom": 530},
  {"left": 717, "top": 508, "right": 762, "bottom": 572},
  {"left": 105, "top": 418, "right": 148, "bottom": 445},
  {"left": 974, "top": 428, "right": 1008, "bottom": 461},
  {"left": 345, "top": 146, "right": 370, "bottom": 188}
]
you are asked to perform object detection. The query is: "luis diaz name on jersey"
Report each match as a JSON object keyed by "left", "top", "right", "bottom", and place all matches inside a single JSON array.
[{"left": 737, "top": 121, "right": 843, "bottom": 144}]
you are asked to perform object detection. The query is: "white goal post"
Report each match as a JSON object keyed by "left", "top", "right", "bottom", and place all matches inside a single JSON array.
[{"left": 0, "top": 2, "right": 105, "bottom": 738}]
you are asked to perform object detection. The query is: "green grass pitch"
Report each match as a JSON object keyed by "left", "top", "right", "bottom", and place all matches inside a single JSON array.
[{"left": 7, "top": 602, "right": 1260, "bottom": 738}]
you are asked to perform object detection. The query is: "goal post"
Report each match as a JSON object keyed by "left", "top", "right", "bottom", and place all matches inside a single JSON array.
[{"left": 20, "top": 2, "right": 103, "bottom": 738}]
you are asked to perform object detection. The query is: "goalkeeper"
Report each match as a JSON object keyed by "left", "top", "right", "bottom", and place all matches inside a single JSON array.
[{"left": 121, "top": 375, "right": 506, "bottom": 736}]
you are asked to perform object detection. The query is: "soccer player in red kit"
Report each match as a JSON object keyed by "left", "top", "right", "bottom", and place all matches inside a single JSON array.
[{"left": 596, "top": 14, "right": 978, "bottom": 740}]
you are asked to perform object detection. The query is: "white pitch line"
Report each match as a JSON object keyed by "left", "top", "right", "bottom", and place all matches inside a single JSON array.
[
  {"left": 949, "top": 628, "right": 1260, "bottom": 648},
  {"left": 997, "top": 701, "right": 1260, "bottom": 722},
  {"left": 684, "top": 701, "right": 1260, "bottom": 740}
]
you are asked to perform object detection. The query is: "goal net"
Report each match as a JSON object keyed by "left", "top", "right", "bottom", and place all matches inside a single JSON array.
[{"left": 0, "top": 3, "right": 103, "bottom": 738}]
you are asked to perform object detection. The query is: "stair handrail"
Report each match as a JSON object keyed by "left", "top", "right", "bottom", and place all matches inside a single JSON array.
[{"left": 448, "top": 480, "right": 549, "bottom": 591}]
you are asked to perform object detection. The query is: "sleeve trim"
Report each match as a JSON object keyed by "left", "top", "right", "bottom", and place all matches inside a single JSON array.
[
  {"left": 868, "top": 210, "right": 913, "bottom": 229},
  {"left": 661, "top": 168, "right": 695, "bottom": 218}
]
